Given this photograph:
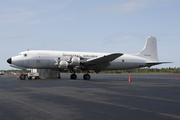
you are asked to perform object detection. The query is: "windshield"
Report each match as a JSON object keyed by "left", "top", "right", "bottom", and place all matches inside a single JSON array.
[{"left": 18, "top": 53, "right": 27, "bottom": 57}]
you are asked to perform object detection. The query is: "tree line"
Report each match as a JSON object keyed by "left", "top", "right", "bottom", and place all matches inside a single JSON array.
[
  {"left": 98, "top": 67, "right": 180, "bottom": 74},
  {"left": 1, "top": 67, "right": 180, "bottom": 74}
]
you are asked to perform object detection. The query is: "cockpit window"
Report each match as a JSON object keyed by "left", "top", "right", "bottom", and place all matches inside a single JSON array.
[{"left": 24, "top": 54, "right": 27, "bottom": 57}]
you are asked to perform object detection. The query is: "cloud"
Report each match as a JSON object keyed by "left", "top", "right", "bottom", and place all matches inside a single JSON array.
[
  {"left": 0, "top": 33, "right": 33, "bottom": 41},
  {"left": 96, "top": 0, "right": 153, "bottom": 15},
  {"left": 47, "top": 16, "right": 74, "bottom": 23},
  {"left": 0, "top": 0, "right": 74, "bottom": 25},
  {"left": 0, "top": 8, "right": 34, "bottom": 25},
  {"left": 103, "top": 36, "right": 139, "bottom": 45},
  {"left": 26, "top": 20, "right": 41, "bottom": 25},
  {"left": 59, "top": 17, "right": 74, "bottom": 21}
]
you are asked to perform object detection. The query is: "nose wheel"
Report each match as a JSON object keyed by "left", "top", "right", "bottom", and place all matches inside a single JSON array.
[
  {"left": 83, "top": 74, "right": 91, "bottom": 80},
  {"left": 70, "top": 74, "right": 77, "bottom": 79}
]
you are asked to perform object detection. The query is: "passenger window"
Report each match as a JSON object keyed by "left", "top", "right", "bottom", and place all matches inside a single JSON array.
[{"left": 24, "top": 54, "right": 27, "bottom": 57}]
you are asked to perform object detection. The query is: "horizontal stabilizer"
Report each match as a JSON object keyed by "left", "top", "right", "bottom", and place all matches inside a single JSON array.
[{"left": 146, "top": 61, "right": 172, "bottom": 66}]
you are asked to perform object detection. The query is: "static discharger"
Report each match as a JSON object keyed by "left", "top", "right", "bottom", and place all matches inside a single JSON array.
[{"left": 128, "top": 75, "right": 131, "bottom": 82}]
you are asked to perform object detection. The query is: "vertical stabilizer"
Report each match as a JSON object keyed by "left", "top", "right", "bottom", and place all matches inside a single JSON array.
[{"left": 136, "top": 36, "right": 158, "bottom": 61}]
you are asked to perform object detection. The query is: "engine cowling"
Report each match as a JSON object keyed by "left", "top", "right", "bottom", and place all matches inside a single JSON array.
[
  {"left": 70, "top": 57, "right": 80, "bottom": 66},
  {"left": 58, "top": 61, "right": 68, "bottom": 69}
]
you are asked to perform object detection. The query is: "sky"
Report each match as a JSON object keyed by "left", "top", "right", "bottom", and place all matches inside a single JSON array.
[{"left": 0, "top": 0, "right": 180, "bottom": 70}]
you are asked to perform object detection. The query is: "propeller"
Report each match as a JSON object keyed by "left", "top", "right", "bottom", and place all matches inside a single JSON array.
[
  {"left": 55, "top": 57, "right": 60, "bottom": 66},
  {"left": 66, "top": 56, "right": 73, "bottom": 63}
]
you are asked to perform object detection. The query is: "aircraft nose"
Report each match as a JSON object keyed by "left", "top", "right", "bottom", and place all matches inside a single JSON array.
[{"left": 7, "top": 58, "right": 12, "bottom": 64}]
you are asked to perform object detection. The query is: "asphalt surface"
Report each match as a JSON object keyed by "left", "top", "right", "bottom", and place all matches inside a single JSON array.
[{"left": 0, "top": 74, "right": 180, "bottom": 120}]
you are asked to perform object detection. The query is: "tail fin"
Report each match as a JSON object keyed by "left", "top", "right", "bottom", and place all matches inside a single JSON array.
[{"left": 136, "top": 36, "right": 158, "bottom": 61}]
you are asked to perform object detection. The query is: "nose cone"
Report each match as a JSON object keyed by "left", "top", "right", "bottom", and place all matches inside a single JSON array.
[{"left": 7, "top": 58, "right": 12, "bottom": 64}]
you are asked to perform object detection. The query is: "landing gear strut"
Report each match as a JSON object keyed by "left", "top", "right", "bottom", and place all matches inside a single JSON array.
[
  {"left": 70, "top": 74, "right": 77, "bottom": 79},
  {"left": 83, "top": 74, "right": 91, "bottom": 80},
  {"left": 58, "top": 72, "right": 61, "bottom": 79}
]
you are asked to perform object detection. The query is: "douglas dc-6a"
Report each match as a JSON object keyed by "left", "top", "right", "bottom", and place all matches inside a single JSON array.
[{"left": 7, "top": 36, "right": 170, "bottom": 80}]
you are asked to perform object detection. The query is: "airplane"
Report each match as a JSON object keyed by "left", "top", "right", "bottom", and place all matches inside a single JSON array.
[{"left": 7, "top": 36, "right": 170, "bottom": 80}]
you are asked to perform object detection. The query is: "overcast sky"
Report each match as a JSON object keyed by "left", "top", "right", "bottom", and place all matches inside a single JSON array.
[{"left": 0, "top": 0, "right": 179, "bottom": 70}]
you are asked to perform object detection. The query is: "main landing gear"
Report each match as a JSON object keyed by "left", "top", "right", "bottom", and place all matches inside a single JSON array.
[
  {"left": 83, "top": 74, "right": 91, "bottom": 80},
  {"left": 70, "top": 74, "right": 77, "bottom": 79},
  {"left": 70, "top": 74, "right": 91, "bottom": 80}
]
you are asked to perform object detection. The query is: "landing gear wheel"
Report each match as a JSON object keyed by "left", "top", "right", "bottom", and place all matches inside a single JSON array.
[
  {"left": 20, "top": 74, "right": 25, "bottom": 80},
  {"left": 70, "top": 74, "right": 77, "bottom": 79},
  {"left": 83, "top": 74, "right": 91, "bottom": 80},
  {"left": 35, "top": 76, "right": 39, "bottom": 80},
  {"left": 28, "top": 76, "right": 32, "bottom": 80}
]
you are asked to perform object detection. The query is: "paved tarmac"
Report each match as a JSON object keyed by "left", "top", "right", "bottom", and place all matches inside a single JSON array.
[{"left": 0, "top": 74, "right": 180, "bottom": 120}]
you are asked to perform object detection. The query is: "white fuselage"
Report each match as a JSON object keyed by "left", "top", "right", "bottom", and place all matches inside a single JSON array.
[{"left": 11, "top": 50, "right": 148, "bottom": 70}]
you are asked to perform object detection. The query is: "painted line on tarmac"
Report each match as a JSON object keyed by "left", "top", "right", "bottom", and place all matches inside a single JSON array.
[{"left": 93, "top": 75, "right": 178, "bottom": 80}]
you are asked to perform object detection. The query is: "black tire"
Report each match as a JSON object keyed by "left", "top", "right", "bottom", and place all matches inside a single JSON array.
[
  {"left": 20, "top": 74, "right": 25, "bottom": 80},
  {"left": 28, "top": 77, "right": 32, "bottom": 80},
  {"left": 83, "top": 74, "right": 90, "bottom": 80},
  {"left": 70, "top": 74, "right": 77, "bottom": 79},
  {"left": 35, "top": 76, "right": 39, "bottom": 80}
]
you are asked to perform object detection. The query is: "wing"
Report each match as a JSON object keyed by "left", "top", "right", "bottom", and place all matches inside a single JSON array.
[{"left": 82, "top": 53, "right": 123, "bottom": 73}]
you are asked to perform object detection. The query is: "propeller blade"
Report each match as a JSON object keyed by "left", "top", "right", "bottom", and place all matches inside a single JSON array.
[{"left": 55, "top": 58, "right": 58, "bottom": 63}]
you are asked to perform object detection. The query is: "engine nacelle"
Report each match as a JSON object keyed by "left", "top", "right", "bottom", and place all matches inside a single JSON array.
[
  {"left": 58, "top": 61, "right": 68, "bottom": 69},
  {"left": 70, "top": 57, "right": 80, "bottom": 66}
]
